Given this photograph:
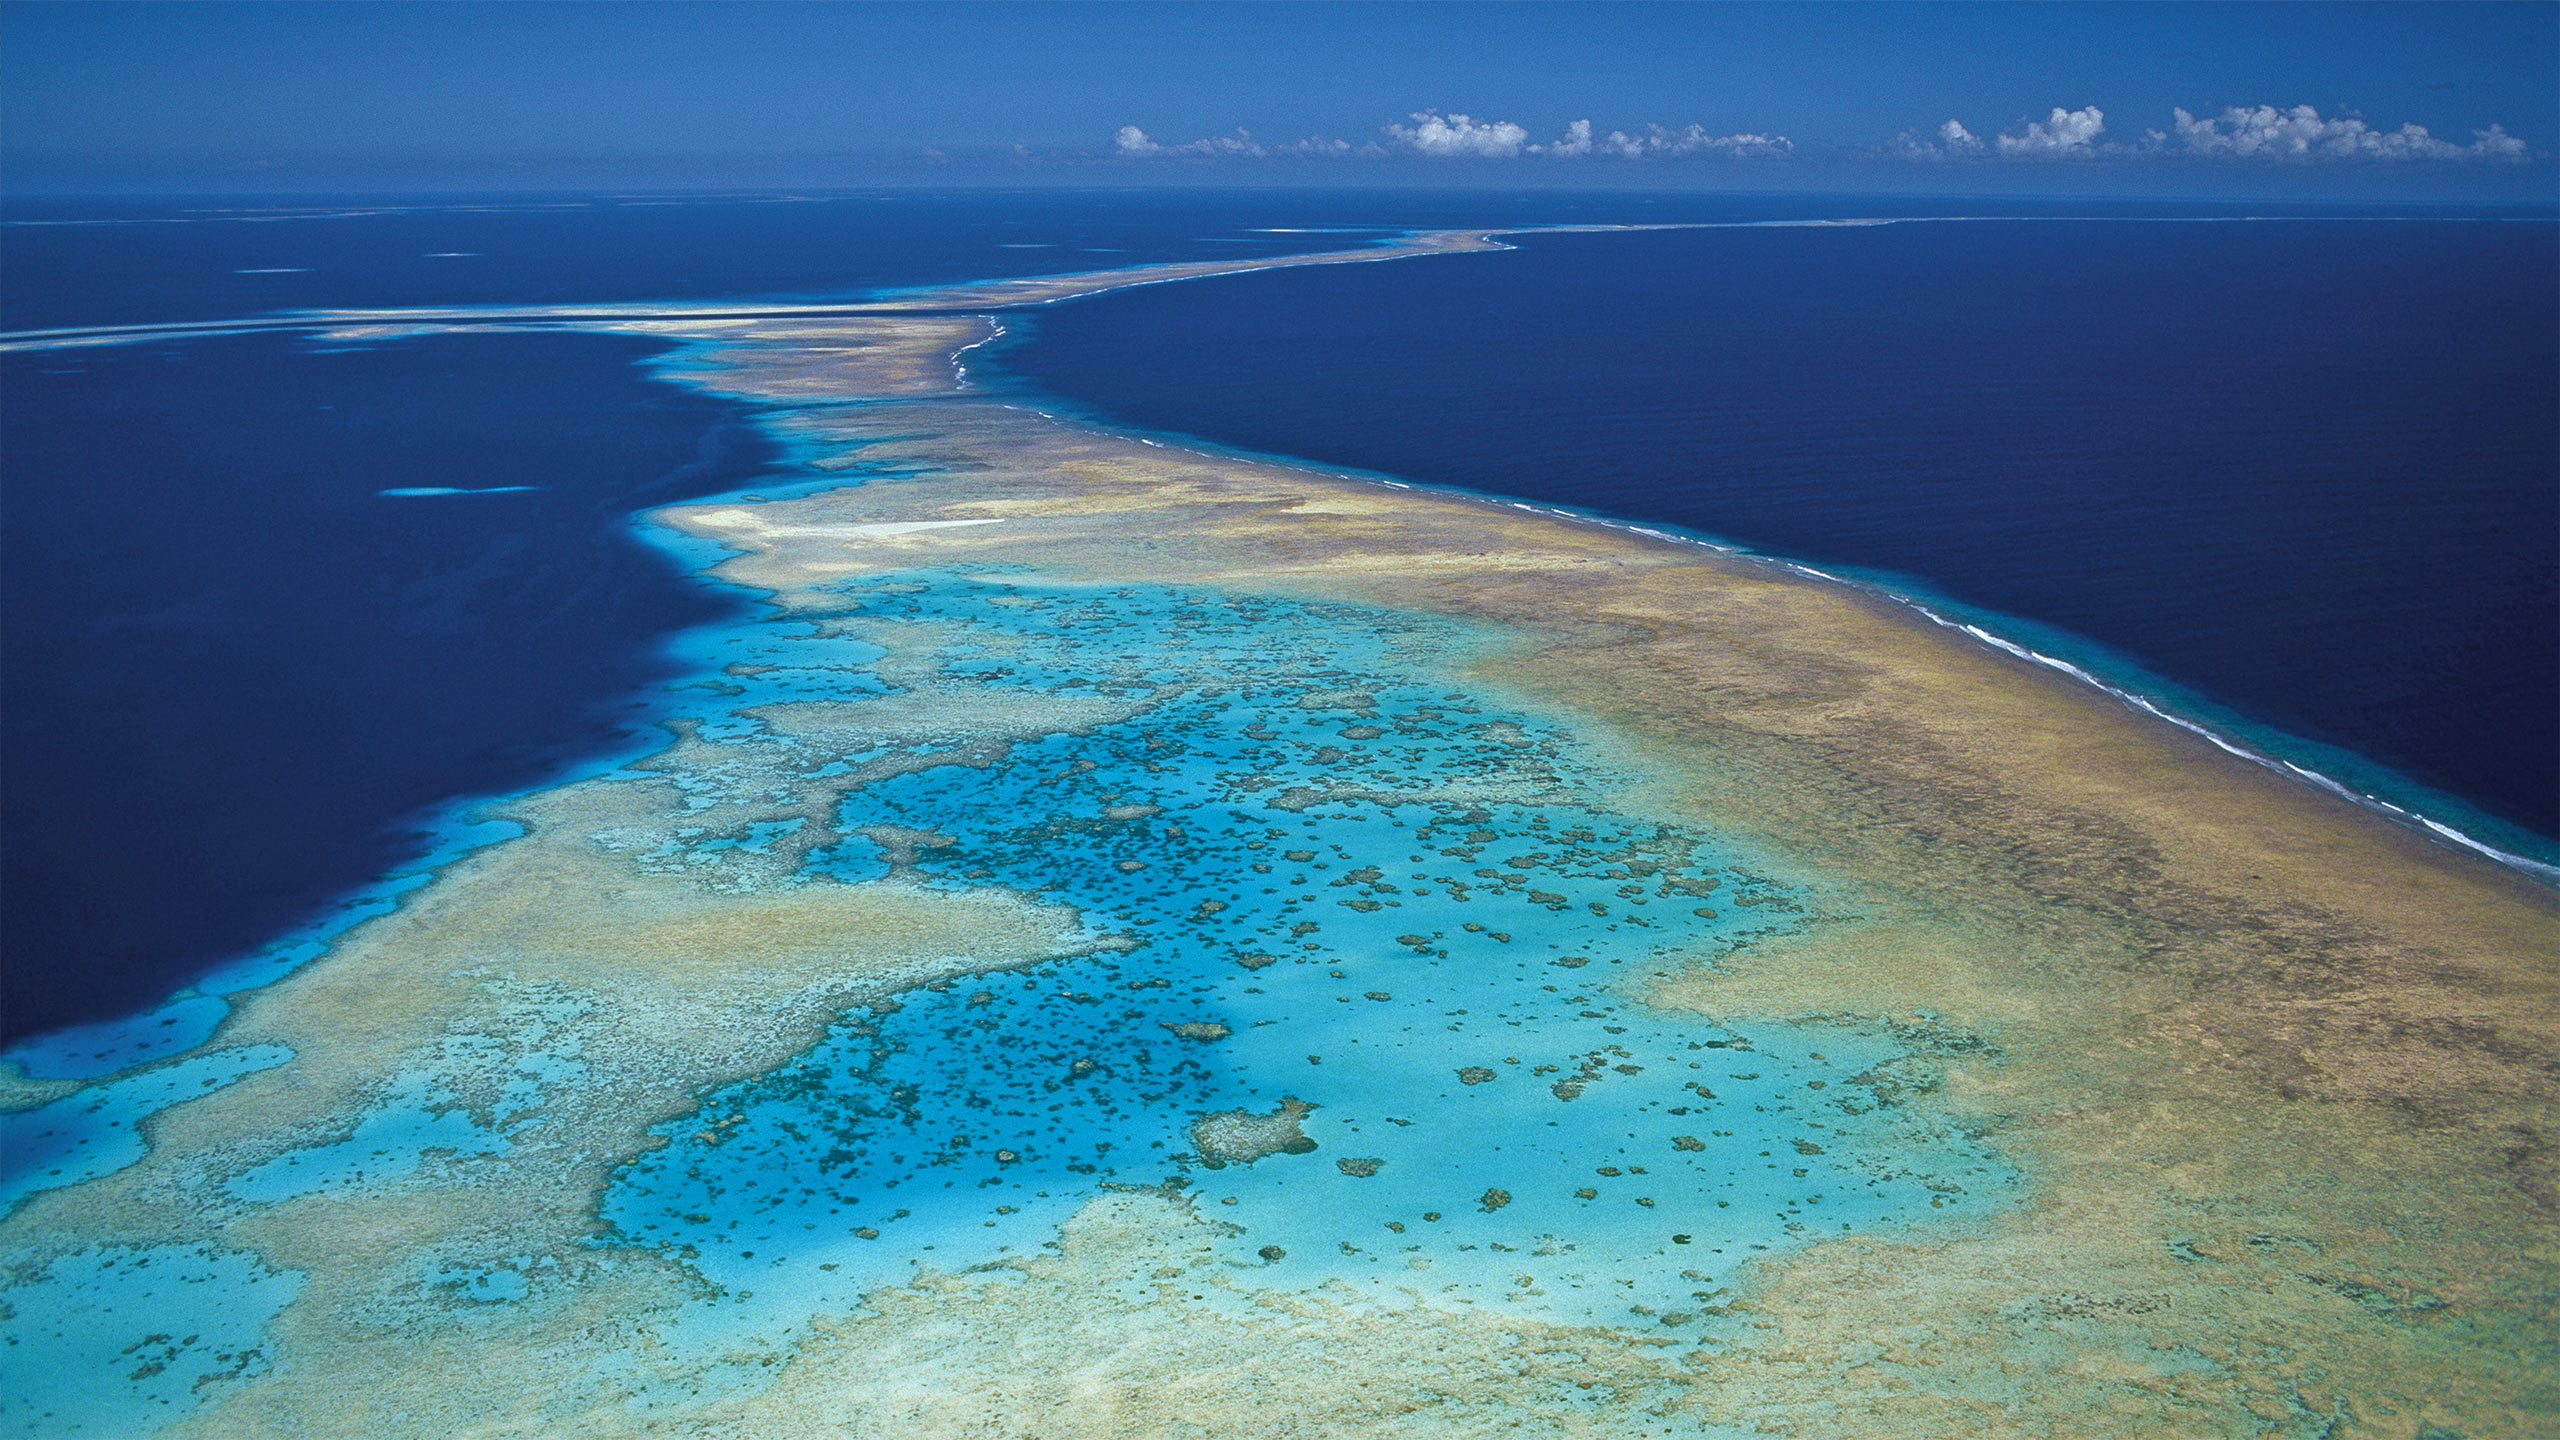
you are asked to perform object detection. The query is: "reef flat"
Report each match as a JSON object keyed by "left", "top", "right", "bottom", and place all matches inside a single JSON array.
[{"left": 2, "top": 234, "right": 2554, "bottom": 1438}]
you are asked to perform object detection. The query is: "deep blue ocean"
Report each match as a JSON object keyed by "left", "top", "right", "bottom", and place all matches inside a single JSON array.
[
  {"left": 1000, "top": 219, "right": 2560, "bottom": 846},
  {"left": 0, "top": 189, "right": 1610, "bottom": 1042},
  {"left": 2, "top": 190, "right": 2552, "bottom": 1046},
  {"left": 1, "top": 331, "right": 767, "bottom": 1042}
]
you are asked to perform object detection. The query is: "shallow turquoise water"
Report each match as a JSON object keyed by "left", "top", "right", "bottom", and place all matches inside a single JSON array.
[
  {"left": 0, "top": 512, "right": 2014, "bottom": 1433},
  {"left": 0, "top": 1243, "right": 302, "bottom": 1437},
  {"left": 590, "top": 572, "right": 2013, "bottom": 1360},
  {"left": 0, "top": 1046, "right": 296, "bottom": 1216},
  {"left": 0, "top": 560, "right": 2017, "bottom": 1435}
]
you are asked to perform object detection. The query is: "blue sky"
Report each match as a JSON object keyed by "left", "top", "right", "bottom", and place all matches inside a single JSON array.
[{"left": 4, "top": 1, "right": 2553, "bottom": 196}]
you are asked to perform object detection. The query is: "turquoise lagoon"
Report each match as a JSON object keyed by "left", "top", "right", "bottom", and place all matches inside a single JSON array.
[
  {"left": 2, "top": 377, "right": 2016, "bottom": 1432},
  {"left": 584, "top": 567, "right": 2013, "bottom": 1362},
  {"left": 1, "top": 534, "right": 2021, "bottom": 1433}
]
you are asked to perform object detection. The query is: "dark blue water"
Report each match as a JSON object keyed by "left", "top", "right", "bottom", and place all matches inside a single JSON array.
[
  {"left": 0, "top": 190, "right": 1491, "bottom": 1046},
  {"left": 4, "top": 193, "right": 2552, "bottom": 1047},
  {"left": 1, "top": 191, "right": 1376, "bottom": 330},
  {"left": 999, "top": 220, "right": 2560, "bottom": 845},
  {"left": 9, "top": 190, "right": 2483, "bottom": 332},
  {"left": 0, "top": 190, "right": 1652, "bottom": 332},
  {"left": 0, "top": 331, "right": 770, "bottom": 1042}
]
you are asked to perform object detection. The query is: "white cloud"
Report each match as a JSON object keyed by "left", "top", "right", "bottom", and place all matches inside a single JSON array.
[
  {"left": 1386, "top": 110, "right": 1532, "bottom": 158},
  {"left": 1113, "top": 125, "right": 1269, "bottom": 158},
  {"left": 2172, "top": 105, "right": 2528, "bottom": 162},
  {"left": 1614, "top": 123, "right": 1790, "bottom": 158},
  {"left": 1996, "top": 106, "right": 2106, "bottom": 157},
  {"left": 1189, "top": 131, "right": 1268, "bottom": 158},
  {"left": 1546, "top": 119, "right": 1596, "bottom": 158},
  {"left": 2472, "top": 126, "right": 2529, "bottom": 160},
  {"left": 1887, "top": 102, "right": 2533, "bottom": 166},
  {"left": 1115, "top": 111, "right": 1794, "bottom": 164},
  {"left": 1535, "top": 118, "right": 1791, "bottom": 159},
  {"left": 1893, "top": 118, "right": 1986, "bottom": 161}
]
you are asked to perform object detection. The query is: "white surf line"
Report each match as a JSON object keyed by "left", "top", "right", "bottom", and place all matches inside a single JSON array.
[
  {"left": 929, "top": 268, "right": 2555, "bottom": 887},
  {"left": 842, "top": 230, "right": 2560, "bottom": 889},
  {"left": 945, "top": 231, "right": 1516, "bottom": 311},
  {"left": 686, "top": 212, "right": 2484, "bottom": 329},
  {"left": 947, "top": 322, "right": 1006, "bottom": 391},
  {"left": 25, "top": 221, "right": 2548, "bottom": 886},
  {"left": 1048, "top": 387, "right": 2558, "bottom": 887},
  {"left": 1542, "top": 513, "right": 2558, "bottom": 883},
  {"left": 968, "top": 224, "right": 1751, "bottom": 313},
  {"left": 0, "top": 230, "right": 1516, "bottom": 353},
  {"left": 12, "top": 214, "right": 2537, "bottom": 353},
  {"left": 1888, "top": 600, "right": 2560, "bottom": 883},
  {"left": 702, "top": 229, "right": 2560, "bottom": 889},
  {"left": 1571, "top": 520, "right": 2559, "bottom": 883}
]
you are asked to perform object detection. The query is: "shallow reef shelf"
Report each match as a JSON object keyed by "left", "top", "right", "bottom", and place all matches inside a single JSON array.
[{"left": 1, "top": 232, "right": 2553, "bottom": 1439}]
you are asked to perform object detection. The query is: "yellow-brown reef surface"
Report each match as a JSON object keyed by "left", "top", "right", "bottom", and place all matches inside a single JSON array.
[{"left": 1, "top": 230, "right": 2551, "bottom": 1439}]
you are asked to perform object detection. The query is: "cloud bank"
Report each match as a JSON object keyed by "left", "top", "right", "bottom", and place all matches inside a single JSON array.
[
  {"left": 1116, "top": 104, "right": 2531, "bottom": 168},
  {"left": 1113, "top": 110, "right": 1793, "bottom": 164},
  {"left": 2170, "top": 105, "right": 2526, "bottom": 162},
  {"left": 1997, "top": 106, "right": 2107, "bottom": 157},
  {"left": 1541, "top": 118, "right": 1793, "bottom": 160},
  {"left": 1385, "top": 111, "right": 1532, "bottom": 159},
  {"left": 1115, "top": 125, "right": 1270, "bottom": 158},
  {"left": 1895, "top": 103, "right": 2530, "bottom": 164}
]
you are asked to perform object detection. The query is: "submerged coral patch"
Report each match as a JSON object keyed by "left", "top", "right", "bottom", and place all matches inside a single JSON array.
[
  {"left": 592, "top": 575, "right": 2008, "bottom": 1342},
  {"left": 0, "top": 1243, "right": 302, "bottom": 1437},
  {"left": 2, "top": 225, "right": 2548, "bottom": 1437}
]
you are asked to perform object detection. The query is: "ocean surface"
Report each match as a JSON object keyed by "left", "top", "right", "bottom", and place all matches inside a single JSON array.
[
  {"left": 0, "top": 331, "right": 768, "bottom": 1042},
  {"left": 999, "top": 218, "right": 2560, "bottom": 849},
  {"left": 0, "top": 190, "right": 1470, "bottom": 1044},
  {"left": 2, "top": 189, "right": 1798, "bottom": 333},
  {"left": 1, "top": 189, "right": 2553, "bottom": 1434},
  {"left": 3, "top": 189, "right": 2552, "bottom": 1042}
]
